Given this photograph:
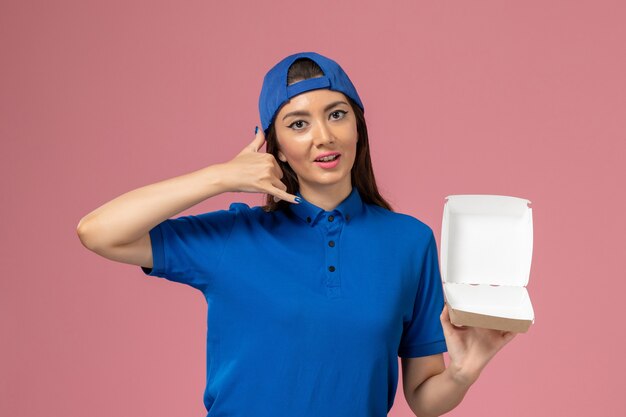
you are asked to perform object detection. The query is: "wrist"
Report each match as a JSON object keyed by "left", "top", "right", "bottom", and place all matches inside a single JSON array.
[
  {"left": 205, "top": 163, "right": 233, "bottom": 194},
  {"left": 447, "top": 361, "right": 481, "bottom": 388}
]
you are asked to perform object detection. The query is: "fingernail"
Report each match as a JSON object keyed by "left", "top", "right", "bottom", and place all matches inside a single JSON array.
[
  {"left": 295, "top": 197, "right": 301, "bottom": 203},
  {"left": 255, "top": 126, "right": 258, "bottom": 134}
]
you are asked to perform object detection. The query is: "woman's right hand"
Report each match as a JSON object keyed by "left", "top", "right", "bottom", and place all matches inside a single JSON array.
[{"left": 219, "top": 127, "right": 300, "bottom": 204}]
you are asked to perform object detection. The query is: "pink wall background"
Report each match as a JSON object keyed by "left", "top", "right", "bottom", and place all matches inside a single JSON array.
[{"left": 2, "top": 0, "right": 624, "bottom": 416}]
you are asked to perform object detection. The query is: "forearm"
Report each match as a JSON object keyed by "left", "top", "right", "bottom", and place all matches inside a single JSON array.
[
  {"left": 406, "top": 364, "right": 478, "bottom": 417},
  {"left": 77, "top": 163, "right": 230, "bottom": 249}
]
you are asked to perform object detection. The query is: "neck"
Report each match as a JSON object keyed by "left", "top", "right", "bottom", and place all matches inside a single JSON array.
[{"left": 299, "top": 181, "right": 352, "bottom": 212}]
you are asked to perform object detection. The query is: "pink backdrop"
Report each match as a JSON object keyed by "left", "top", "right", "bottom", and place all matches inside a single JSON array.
[{"left": 2, "top": 0, "right": 624, "bottom": 416}]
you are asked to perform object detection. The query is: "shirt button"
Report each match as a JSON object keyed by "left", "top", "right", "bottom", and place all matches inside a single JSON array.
[
  {"left": 346, "top": 214, "right": 350, "bottom": 221},
  {"left": 328, "top": 215, "right": 334, "bottom": 222},
  {"left": 328, "top": 265, "right": 335, "bottom": 272},
  {"left": 306, "top": 216, "right": 311, "bottom": 223},
  {"left": 328, "top": 240, "right": 335, "bottom": 247}
]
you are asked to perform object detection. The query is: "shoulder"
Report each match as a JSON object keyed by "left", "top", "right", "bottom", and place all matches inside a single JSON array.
[
  {"left": 366, "top": 203, "right": 435, "bottom": 243},
  {"left": 224, "top": 202, "right": 283, "bottom": 225},
  {"left": 227, "top": 202, "right": 276, "bottom": 217},
  {"left": 227, "top": 202, "right": 252, "bottom": 213},
  {"left": 185, "top": 202, "right": 257, "bottom": 228}
]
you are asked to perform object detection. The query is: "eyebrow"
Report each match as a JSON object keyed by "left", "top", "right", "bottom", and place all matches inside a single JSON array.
[{"left": 281, "top": 100, "right": 349, "bottom": 121}]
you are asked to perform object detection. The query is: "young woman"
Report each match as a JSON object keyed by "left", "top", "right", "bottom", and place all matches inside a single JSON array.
[{"left": 77, "top": 51, "right": 516, "bottom": 417}]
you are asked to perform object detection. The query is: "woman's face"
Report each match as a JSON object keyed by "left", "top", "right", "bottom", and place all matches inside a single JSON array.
[{"left": 274, "top": 88, "right": 358, "bottom": 193}]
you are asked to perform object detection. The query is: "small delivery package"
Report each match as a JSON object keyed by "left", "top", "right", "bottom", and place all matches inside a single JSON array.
[{"left": 440, "top": 194, "right": 534, "bottom": 333}]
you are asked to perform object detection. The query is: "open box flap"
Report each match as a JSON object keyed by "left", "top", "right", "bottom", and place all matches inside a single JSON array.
[
  {"left": 441, "top": 195, "right": 533, "bottom": 287},
  {"left": 444, "top": 282, "right": 535, "bottom": 320}
]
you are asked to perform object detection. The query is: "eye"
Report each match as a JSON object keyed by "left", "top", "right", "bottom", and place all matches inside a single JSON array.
[
  {"left": 330, "top": 110, "right": 348, "bottom": 120},
  {"left": 287, "top": 120, "right": 308, "bottom": 130}
]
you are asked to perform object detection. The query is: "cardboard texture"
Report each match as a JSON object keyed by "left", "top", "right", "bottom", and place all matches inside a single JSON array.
[{"left": 440, "top": 195, "right": 534, "bottom": 333}]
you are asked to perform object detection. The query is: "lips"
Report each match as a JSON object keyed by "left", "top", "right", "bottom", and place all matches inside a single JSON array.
[{"left": 314, "top": 152, "right": 341, "bottom": 162}]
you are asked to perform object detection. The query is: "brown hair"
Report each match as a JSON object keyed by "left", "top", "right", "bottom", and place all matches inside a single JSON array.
[{"left": 261, "top": 58, "right": 394, "bottom": 213}]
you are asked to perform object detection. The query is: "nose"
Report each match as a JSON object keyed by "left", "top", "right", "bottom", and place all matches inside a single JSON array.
[{"left": 312, "top": 119, "right": 335, "bottom": 146}]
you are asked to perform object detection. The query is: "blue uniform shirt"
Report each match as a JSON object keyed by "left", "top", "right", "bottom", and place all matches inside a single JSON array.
[{"left": 141, "top": 187, "right": 447, "bottom": 417}]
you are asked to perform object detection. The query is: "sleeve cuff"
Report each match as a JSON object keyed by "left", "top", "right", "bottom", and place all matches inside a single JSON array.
[
  {"left": 398, "top": 339, "right": 448, "bottom": 358},
  {"left": 140, "top": 224, "right": 165, "bottom": 277}
]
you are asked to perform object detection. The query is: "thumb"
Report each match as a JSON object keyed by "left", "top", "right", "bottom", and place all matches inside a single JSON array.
[
  {"left": 246, "top": 125, "right": 265, "bottom": 153},
  {"left": 440, "top": 303, "right": 456, "bottom": 337}
]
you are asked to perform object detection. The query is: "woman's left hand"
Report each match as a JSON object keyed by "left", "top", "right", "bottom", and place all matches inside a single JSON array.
[{"left": 440, "top": 303, "right": 518, "bottom": 386}]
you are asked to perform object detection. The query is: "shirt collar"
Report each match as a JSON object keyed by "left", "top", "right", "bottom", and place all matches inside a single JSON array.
[{"left": 289, "top": 187, "right": 364, "bottom": 227}]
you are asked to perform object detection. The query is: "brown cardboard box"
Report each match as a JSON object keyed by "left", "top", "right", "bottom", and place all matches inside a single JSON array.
[{"left": 440, "top": 195, "right": 534, "bottom": 333}]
